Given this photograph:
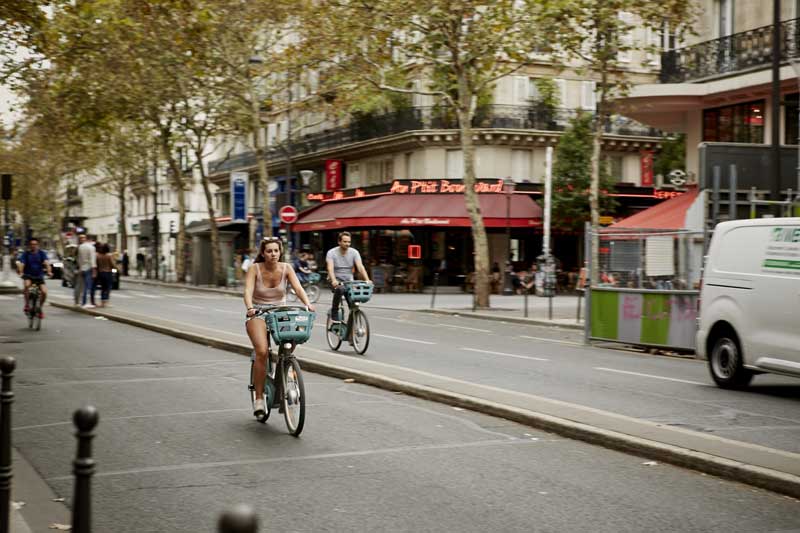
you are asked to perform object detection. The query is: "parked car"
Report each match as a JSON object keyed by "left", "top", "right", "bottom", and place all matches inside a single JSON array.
[
  {"left": 46, "top": 250, "right": 64, "bottom": 279},
  {"left": 697, "top": 218, "right": 800, "bottom": 389}
]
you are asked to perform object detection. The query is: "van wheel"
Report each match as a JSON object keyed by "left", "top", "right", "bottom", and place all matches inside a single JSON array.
[{"left": 708, "top": 332, "right": 753, "bottom": 389}]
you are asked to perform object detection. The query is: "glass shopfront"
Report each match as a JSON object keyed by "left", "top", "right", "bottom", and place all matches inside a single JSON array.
[{"left": 702, "top": 100, "right": 765, "bottom": 144}]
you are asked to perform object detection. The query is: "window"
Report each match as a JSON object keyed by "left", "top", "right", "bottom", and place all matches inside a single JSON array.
[
  {"left": 786, "top": 93, "right": 799, "bottom": 145},
  {"left": 511, "top": 149, "right": 532, "bottom": 182},
  {"left": 617, "top": 12, "right": 634, "bottom": 63},
  {"left": 581, "top": 81, "right": 596, "bottom": 110},
  {"left": 446, "top": 149, "right": 463, "bottom": 179},
  {"left": 514, "top": 76, "right": 529, "bottom": 104},
  {"left": 606, "top": 155, "right": 624, "bottom": 182},
  {"left": 553, "top": 79, "right": 567, "bottom": 108},
  {"left": 703, "top": 100, "right": 765, "bottom": 144}
]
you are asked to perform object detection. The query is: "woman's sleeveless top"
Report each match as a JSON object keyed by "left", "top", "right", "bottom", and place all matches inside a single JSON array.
[{"left": 252, "top": 263, "right": 287, "bottom": 305}]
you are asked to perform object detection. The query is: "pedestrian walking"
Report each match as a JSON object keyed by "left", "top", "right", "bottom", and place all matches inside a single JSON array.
[
  {"left": 76, "top": 234, "right": 97, "bottom": 308},
  {"left": 94, "top": 243, "right": 115, "bottom": 307},
  {"left": 121, "top": 249, "right": 129, "bottom": 276},
  {"left": 136, "top": 251, "right": 145, "bottom": 277}
]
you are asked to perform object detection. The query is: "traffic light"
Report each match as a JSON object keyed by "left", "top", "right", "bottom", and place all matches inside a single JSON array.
[{"left": 169, "top": 220, "right": 176, "bottom": 235}]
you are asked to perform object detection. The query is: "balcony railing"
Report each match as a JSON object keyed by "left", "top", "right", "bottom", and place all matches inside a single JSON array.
[
  {"left": 209, "top": 105, "right": 661, "bottom": 174},
  {"left": 660, "top": 18, "right": 800, "bottom": 83}
]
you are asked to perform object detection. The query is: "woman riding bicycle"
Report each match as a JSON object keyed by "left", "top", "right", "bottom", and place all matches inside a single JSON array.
[{"left": 244, "top": 237, "right": 315, "bottom": 420}]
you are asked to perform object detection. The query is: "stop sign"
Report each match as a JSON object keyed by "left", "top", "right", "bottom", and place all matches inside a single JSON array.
[{"left": 278, "top": 205, "right": 299, "bottom": 224}]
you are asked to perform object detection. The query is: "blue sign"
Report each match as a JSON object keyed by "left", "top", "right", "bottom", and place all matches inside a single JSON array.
[{"left": 230, "top": 172, "right": 248, "bottom": 223}]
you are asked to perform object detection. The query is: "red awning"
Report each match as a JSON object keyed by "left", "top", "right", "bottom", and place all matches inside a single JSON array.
[
  {"left": 608, "top": 188, "right": 700, "bottom": 231},
  {"left": 294, "top": 193, "right": 542, "bottom": 232}
]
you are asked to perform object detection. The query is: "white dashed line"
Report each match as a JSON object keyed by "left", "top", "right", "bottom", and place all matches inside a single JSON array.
[
  {"left": 519, "top": 335, "right": 583, "bottom": 346},
  {"left": 374, "top": 334, "right": 436, "bottom": 345},
  {"left": 593, "top": 367, "right": 708, "bottom": 386},
  {"left": 438, "top": 323, "right": 491, "bottom": 333},
  {"left": 179, "top": 304, "right": 205, "bottom": 310},
  {"left": 460, "top": 347, "right": 549, "bottom": 362}
]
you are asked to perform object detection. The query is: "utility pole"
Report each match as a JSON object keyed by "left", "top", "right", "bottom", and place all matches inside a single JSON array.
[
  {"left": 771, "top": 0, "right": 782, "bottom": 216},
  {"left": 0, "top": 175, "right": 14, "bottom": 288},
  {"left": 152, "top": 160, "right": 160, "bottom": 280}
]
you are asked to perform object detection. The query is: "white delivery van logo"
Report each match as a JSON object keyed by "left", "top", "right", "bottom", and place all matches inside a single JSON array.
[{"left": 764, "top": 227, "right": 800, "bottom": 273}]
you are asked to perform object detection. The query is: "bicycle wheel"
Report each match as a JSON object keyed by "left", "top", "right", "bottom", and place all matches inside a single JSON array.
[
  {"left": 282, "top": 358, "right": 305, "bottom": 436},
  {"left": 34, "top": 306, "right": 41, "bottom": 331},
  {"left": 326, "top": 315, "right": 342, "bottom": 351},
  {"left": 351, "top": 309, "right": 370, "bottom": 355},
  {"left": 305, "top": 284, "right": 320, "bottom": 304},
  {"left": 287, "top": 287, "right": 298, "bottom": 303},
  {"left": 28, "top": 294, "right": 37, "bottom": 329}
]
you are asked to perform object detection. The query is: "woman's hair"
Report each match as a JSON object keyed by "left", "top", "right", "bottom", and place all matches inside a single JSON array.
[{"left": 255, "top": 237, "right": 283, "bottom": 263}]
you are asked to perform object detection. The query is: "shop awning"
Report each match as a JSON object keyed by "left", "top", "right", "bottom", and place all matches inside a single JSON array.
[
  {"left": 608, "top": 188, "right": 702, "bottom": 231},
  {"left": 294, "top": 193, "right": 542, "bottom": 232}
]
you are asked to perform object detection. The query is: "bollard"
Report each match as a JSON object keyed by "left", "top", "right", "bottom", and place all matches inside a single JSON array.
[
  {"left": 524, "top": 289, "right": 529, "bottom": 318},
  {"left": 430, "top": 272, "right": 439, "bottom": 309},
  {"left": 218, "top": 504, "right": 258, "bottom": 533},
  {"left": 576, "top": 290, "right": 583, "bottom": 323},
  {"left": 548, "top": 295, "right": 553, "bottom": 321},
  {"left": 0, "top": 357, "right": 16, "bottom": 533},
  {"left": 72, "top": 406, "right": 99, "bottom": 533}
]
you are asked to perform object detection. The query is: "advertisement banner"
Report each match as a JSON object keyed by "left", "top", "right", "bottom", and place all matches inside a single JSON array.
[
  {"left": 230, "top": 172, "right": 249, "bottom": 223},
  {"left": 640, "top": 151, "right": 654, "bottom": 187},
  {"left": 325, "top": 160, "right": 343, "bottom": 191},
  {"left": 590, "top": 288, "right": 698, "bottom": 350}
]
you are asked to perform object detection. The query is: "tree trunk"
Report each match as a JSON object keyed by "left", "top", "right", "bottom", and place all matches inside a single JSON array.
[
  {"left": 251, "top": 95, "right": 272, "bottom": 242},
  {"left": 456, "top": 76, "right": 491, "bottom": 309},
  {"left": 160, "top": 133, "right": 187, "bottom": 283},
  {"left": 589, "top": 73, "right": 608, "bottom": 281},
  {"left": 197, "top": 150, "right": 226, "bottom": 286}
]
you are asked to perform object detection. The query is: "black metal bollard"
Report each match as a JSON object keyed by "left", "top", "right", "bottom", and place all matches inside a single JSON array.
[
  {"left": 218, "top": 504, "right": 258, "bottom": 533},
  {"left": 430, "top": 272, "right": 439, "bottom": 309},
  {"left": 576, "top": 289, "right": 583, "bottom": 323},
  {"left": 72, "top": 406, "right": 99, "bottom": 533},
  {"left": 0, "top": 357, "right": 16, "bottom": 533}
]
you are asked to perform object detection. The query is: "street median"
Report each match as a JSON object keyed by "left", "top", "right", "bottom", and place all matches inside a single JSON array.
[{"left": 51, "top": 300, "right": 800, "bottom": 500}]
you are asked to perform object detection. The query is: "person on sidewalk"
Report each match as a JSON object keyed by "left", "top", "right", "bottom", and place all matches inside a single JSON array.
[
  {"left": 94, "top": 243, "right": 115, "bottom": 307},
  {"left": 244, "top": 236, "right": 315, "bottom": 421},
  {"left": 121, "top": 249, "right": 129, "bottom": 276},
  {"left": 326, "top": 231, "right": 371, "bottom": 323},
  {"left": 136, "top": 251, "right": 145, "bottom": 277},
  {"left": 77, "top": 234, "right": 97, "bottom": 308}
]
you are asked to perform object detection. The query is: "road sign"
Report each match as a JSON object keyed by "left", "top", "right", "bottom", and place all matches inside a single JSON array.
[{"left": 279, "top": 205, "right": 299, "bottom": 224}]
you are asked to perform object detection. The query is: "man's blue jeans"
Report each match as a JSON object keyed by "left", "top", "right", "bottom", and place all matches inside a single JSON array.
[{"left": 81, "top": 270, "right": 95, "bottom": 305}]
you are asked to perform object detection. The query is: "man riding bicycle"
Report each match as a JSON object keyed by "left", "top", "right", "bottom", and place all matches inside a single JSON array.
[
  {"left": 17, "top": 237, "right": 52, "bottom": 318},
  {"left": 326, "top": 231, "right": 371, "bottom": 323}
]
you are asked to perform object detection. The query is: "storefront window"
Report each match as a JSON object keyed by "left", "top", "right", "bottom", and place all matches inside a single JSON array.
[
  {"left": 702, "top": 100, "right": 765, "bottom": 143},
  {"left": 786, "top": 93, "right": 799, "bottom": 145}
]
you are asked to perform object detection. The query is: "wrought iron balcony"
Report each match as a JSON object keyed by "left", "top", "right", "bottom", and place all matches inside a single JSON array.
[
  {"left": 660, "top": 17, "right": 800, "bottom": 83},
  {"left": 209, "top": 105, "right": 660, "bottom": 174}
]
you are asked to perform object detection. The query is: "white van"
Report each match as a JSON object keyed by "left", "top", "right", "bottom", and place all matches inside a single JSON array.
[{"left": 697, "top": 218, "right": 800, "bottom": 388}]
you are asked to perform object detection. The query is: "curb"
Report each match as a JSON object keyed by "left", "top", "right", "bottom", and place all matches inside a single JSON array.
[
  {"left": 124, "top": 278, "right": 583, "bottom": 330},
  {"left": 416, "top": 308, "right": 584, "bottom": 330},
  {"left": 50, "top": 300, "right": 800, "bottom": 500}
]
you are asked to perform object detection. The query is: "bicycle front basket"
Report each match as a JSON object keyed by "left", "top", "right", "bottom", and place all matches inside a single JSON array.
[
  {"left": 267, "top": 309, "right": 316, "bottom": 344},
  {"left": 346, "top": 281, "right": 373, "bottom": 303},
  {"left": 307, "top": 272, "right": 321, "bottom": 283}
]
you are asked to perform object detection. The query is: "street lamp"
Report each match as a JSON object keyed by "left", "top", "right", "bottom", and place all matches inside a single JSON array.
[{"left": 502, "top": 178, "right": 515, "bottom": 295}]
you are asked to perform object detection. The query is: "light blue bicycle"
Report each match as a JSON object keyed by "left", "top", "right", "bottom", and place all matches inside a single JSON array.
[
  {"left": 248, "top": 305, "right": 315, "bottom": 436},
  {"left": 326, "top": 281, "right": 373, "bottom": 355}
]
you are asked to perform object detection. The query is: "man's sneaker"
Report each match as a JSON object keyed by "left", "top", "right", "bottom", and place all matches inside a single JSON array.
[{"left": 83, "top": 304, "right": 96, "bottom": 309}]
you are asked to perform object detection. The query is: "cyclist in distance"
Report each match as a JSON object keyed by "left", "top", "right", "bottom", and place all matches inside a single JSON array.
[
  {"left": 17, "top": 237, "right": 51, "bottom": 318},
  {"left": 326, "top": 231, "right": 371, "bottom": 323},
  {"left": 244, "top": 236, "right": 315, "bottom": 420}
]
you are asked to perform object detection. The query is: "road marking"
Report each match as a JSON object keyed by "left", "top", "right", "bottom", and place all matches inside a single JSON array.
[
  {"left": 214, "top": 308, "right": 242, "bottom": 315},
  {"left": 15, "top": 376, "right": 216, "bottom": 387},
  {"left": 179, "top": 304, "right": 205, "bottom": 310},
  {"left": 129, "top": 291, "right": 161, "bottom": 299},
  {"left": 593, "top": 367, "right": 708, "bottom": 386},
  {"left": 47, "top": 438, "right": 536, "bottom": 481},
  {"left": 438, "top": 323, "right": 491, "bottom": 333},
  {"left": 460, "top": 347, "right": 549, "bottom": 362},
  {"left": 374, "top": 334, "right": 436, "bottom": 345},
  {"left": 519, "top": 335, "right": 583, "bottom": 346},
  {"left": 0, "top": 295, "right": 15, "bottom": 301},
  {"left": 48, "top": 293, "right": 70, "bottom": 299},
  {"left": 112, "top": 293, "right": 133, "bottom": 299}
]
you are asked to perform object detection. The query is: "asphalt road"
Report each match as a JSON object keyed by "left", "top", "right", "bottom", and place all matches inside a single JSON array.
[
  {"left": 2, "top": 299, "right": 800, "bottom": 532},
  {"left": 39, "top": 281, "right": 800, "bottom": 455}
]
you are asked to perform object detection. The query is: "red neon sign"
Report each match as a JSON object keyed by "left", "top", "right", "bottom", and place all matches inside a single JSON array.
[{"left": 408, "top": 244, "right": 422, "bottom": 259}]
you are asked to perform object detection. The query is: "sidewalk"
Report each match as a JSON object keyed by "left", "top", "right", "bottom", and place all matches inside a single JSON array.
[{"left": 121, "top": 275, "right": 586, "bottom": 330}]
